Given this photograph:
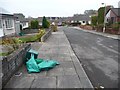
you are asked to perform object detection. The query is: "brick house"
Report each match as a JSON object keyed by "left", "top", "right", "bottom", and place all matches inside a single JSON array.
[{"left": 105, "top": 8, "right": 120, "bottom": 24}]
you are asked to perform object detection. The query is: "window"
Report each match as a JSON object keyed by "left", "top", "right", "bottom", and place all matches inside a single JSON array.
[
  {"left": 5, "top": 19, "right": 13, "bottom": 28},
  {"left": 83, "top": 21, "right": 85, "bottom": 23},
  {"left": 0, "top": 19, "right": 2, "bottom": 28}
]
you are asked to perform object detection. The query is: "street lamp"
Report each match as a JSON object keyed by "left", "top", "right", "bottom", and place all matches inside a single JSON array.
[{"left": 102, "top": 3, "right": 106, "bottom": 33}]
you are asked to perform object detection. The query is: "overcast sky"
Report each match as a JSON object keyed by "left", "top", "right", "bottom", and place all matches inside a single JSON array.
[{"left": 0, "top": 0, "right": 119, "bottom": 18}]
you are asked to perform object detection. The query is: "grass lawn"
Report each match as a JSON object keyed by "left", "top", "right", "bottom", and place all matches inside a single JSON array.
[
  {"left": 18, "top": 35, "right": 38, "bottom": 43},
  {"left": 18, "top": 30, "right": 45, "bottom": 43}
]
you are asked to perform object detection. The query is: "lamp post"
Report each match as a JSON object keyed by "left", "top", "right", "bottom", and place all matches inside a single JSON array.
[{"left": 102, "top": 3, "right": 106, "bottom": 33}]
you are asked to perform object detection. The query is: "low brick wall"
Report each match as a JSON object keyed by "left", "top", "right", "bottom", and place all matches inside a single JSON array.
[
  {"left": 80, "top": 25, "right": 93, "bottom": 30},
  {"left": 105, "top": 28, "right": 120, "bottom": 35},
  {"left": 1, "top": 44, "right": 31, "bottom": 87},
  {"left": 41, "top": 29, "right": 52, "bottom": 42}
]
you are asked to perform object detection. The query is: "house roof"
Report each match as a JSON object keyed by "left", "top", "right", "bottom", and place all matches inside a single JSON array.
[
  {"left": 56, "top": 15, "right": 91, "bottom": 22},
  {"left": 111, "top": 8, "right": 120, "bottom": 17},
  {"left": 0, "top": 14, "right": 17, "bottom": 19},
  {"left": 73, "top": 14, "right": 90, "bottom": 21},
  {"left": 13, "top": 13, "right": 25, "bottom": 21},
  {"left": 0, "top": 7, "right": 17, "bottom": 19}
]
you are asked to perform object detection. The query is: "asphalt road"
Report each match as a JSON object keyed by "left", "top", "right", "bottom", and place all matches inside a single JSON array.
[{"left": 61, "top": 27, "right": 119, "bottom": 89}]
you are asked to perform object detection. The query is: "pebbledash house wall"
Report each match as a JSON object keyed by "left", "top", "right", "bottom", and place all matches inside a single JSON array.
[
  {"left": 0, "top": 14, "right": 19, "bottom": 37},
  {"left": 3, "top": 18, "right": 16, "bottom": 35}
]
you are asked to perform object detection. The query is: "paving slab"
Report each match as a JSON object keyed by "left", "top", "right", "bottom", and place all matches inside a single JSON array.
[
  {"left": 57, "top": 75, "right": 82, "bottom": 88},
  {"left": 64, "top": 67, "right": 77, "bottom": 75},
  {"left": 58, "top": 61, "right": 74, "bottom": 68},
  {"left": 31, "top": 76, "right": 56, "bottom": 88},
  {"left": 4, "top": 76, "right": 34, "bottom": 88},
  {"left": 47, "top": 67, "right": 64, "bottom": 76}
]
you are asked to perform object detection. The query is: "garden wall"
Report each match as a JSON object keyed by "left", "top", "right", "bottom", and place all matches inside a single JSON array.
[
  {"left": 1, "top": 44, "right": 31, "bottom": 87},
  {"left": 80, "top": 25, "right": 93, "bottom": 30},
  {"left": 41, "top": 29, "right": 52, "bottom": 42}
]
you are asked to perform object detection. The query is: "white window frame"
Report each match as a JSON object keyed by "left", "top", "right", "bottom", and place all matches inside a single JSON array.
[{"left": 5, "top": 19, "right": 13, "bottom": 29}]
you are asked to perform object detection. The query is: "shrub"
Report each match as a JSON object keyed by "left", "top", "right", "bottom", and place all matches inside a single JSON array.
[
  {"left": 118, "top": 22, "right": 120, "bottom": 24},
  {"left": 97, "top": 24, "right": 104, "bottom": 32},
  {"left": 97, "top": 24, "right": 104, "bottom": 27},
  {"left": 112, "top": 23, "right": 120, "bottom": 30},
  {"left": 36, "top": 29, "right": 46, "bottom": 41},
  {"left": 1, "top": 37, "right": 22, "bottom": 55},
  {"left": 91, "top": 16, "right": 97, "bottom": 26},
  {"left": 51, "top": 25, "right": 57, "bottom": 32},
  {"left": 0, "top": 52, "right": 9, "bottom": 56},
  {"left": 30, "top": 20, "right": 39, "bottom": 29}
]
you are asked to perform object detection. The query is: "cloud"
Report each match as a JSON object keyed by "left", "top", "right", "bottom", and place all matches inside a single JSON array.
[{"left": 0, "top": 0, "right": 119, "bottom": 17}]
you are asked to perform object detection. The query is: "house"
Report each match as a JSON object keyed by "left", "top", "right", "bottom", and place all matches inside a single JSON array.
[
  {"left": 72, "top": 14, "right": 91, "bottom": 25},
  {"left": 105, "top": 8, "right": 120, "bottom": 24},
  {"left": 0, "top": 14, "right": 20, "bottom": 37},
  {"left": 0, "top": 8, "right": 20, "bottom": 37},
  {"left": 14, "top": 13, "right": 29, "bottom": 29},
  {"left": 20, "top": 18, "right": 29, "bottom": 29},
  {"left": 38, "top": 16, "right": 61, "bottom": 26},
  {"left": 63, "top": 14, "right": 91, "bottom": 25}
]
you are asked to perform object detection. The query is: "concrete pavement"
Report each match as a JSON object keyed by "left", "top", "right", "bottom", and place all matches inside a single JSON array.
[
  {"left": 3, "top": 28, "right": 93, "bottom": 89},
  {"left": 73, "top": 27, "right": 120, "bottom": 40}
]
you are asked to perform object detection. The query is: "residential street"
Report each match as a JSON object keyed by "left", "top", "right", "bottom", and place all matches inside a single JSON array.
[
  {"left": 4, "top": 29, "right": 93, "bottom": 89},
  {"left": 62, "top": 27, "right": 119, "bottom": 88}
]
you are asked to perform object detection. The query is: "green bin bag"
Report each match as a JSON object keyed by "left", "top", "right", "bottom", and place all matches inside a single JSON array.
[
  {"left": 26, "top": 49, "right": 39, "bottom": 60},
  {"left": 35, "top": 58, "right": 44, "bottom": 64},
  {"left": 19, "top": 32, "right": 24, "bottom": 36},
  {"left": 38, "top": 60, "right": 59, "bottom": 71},
  {"left": 26, "top": 54, "right": 40, "bottom": 73}
]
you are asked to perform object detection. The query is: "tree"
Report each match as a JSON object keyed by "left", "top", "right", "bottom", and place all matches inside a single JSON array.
[
  {"left": 97, "top": 7, "right": 105, "bottom": 24},
  {"left": 42, "top": 16, "right": 50, "bottom": 28},
  {"left": 84, "top": 10, "right": 97, "bottom": 16},
  {"left": 91, "top": 16, "right": 97, "bottom": 26},
  {"left": 30, "top": 20, "right": 39, "bottom": 29}
]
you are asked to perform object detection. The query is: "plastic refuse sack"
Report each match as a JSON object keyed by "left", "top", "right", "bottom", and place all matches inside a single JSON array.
[
  {"left": 19, "top": 32, "right": 24, "bottom": 36},
  {"left": 26, "top": 49, "right": 39, "bottom": 60},
  {"left": 26, "top": 54, "right": 59, "bottom": 73},
  {"left": 35, "top": 58, "right": 44, "bottom": 64},
  {"left": 26, "top": 54, "right": 40, "bottom": 73},
  {"left": 38, "top": 60, "right": 59, "bottom": 71}
]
